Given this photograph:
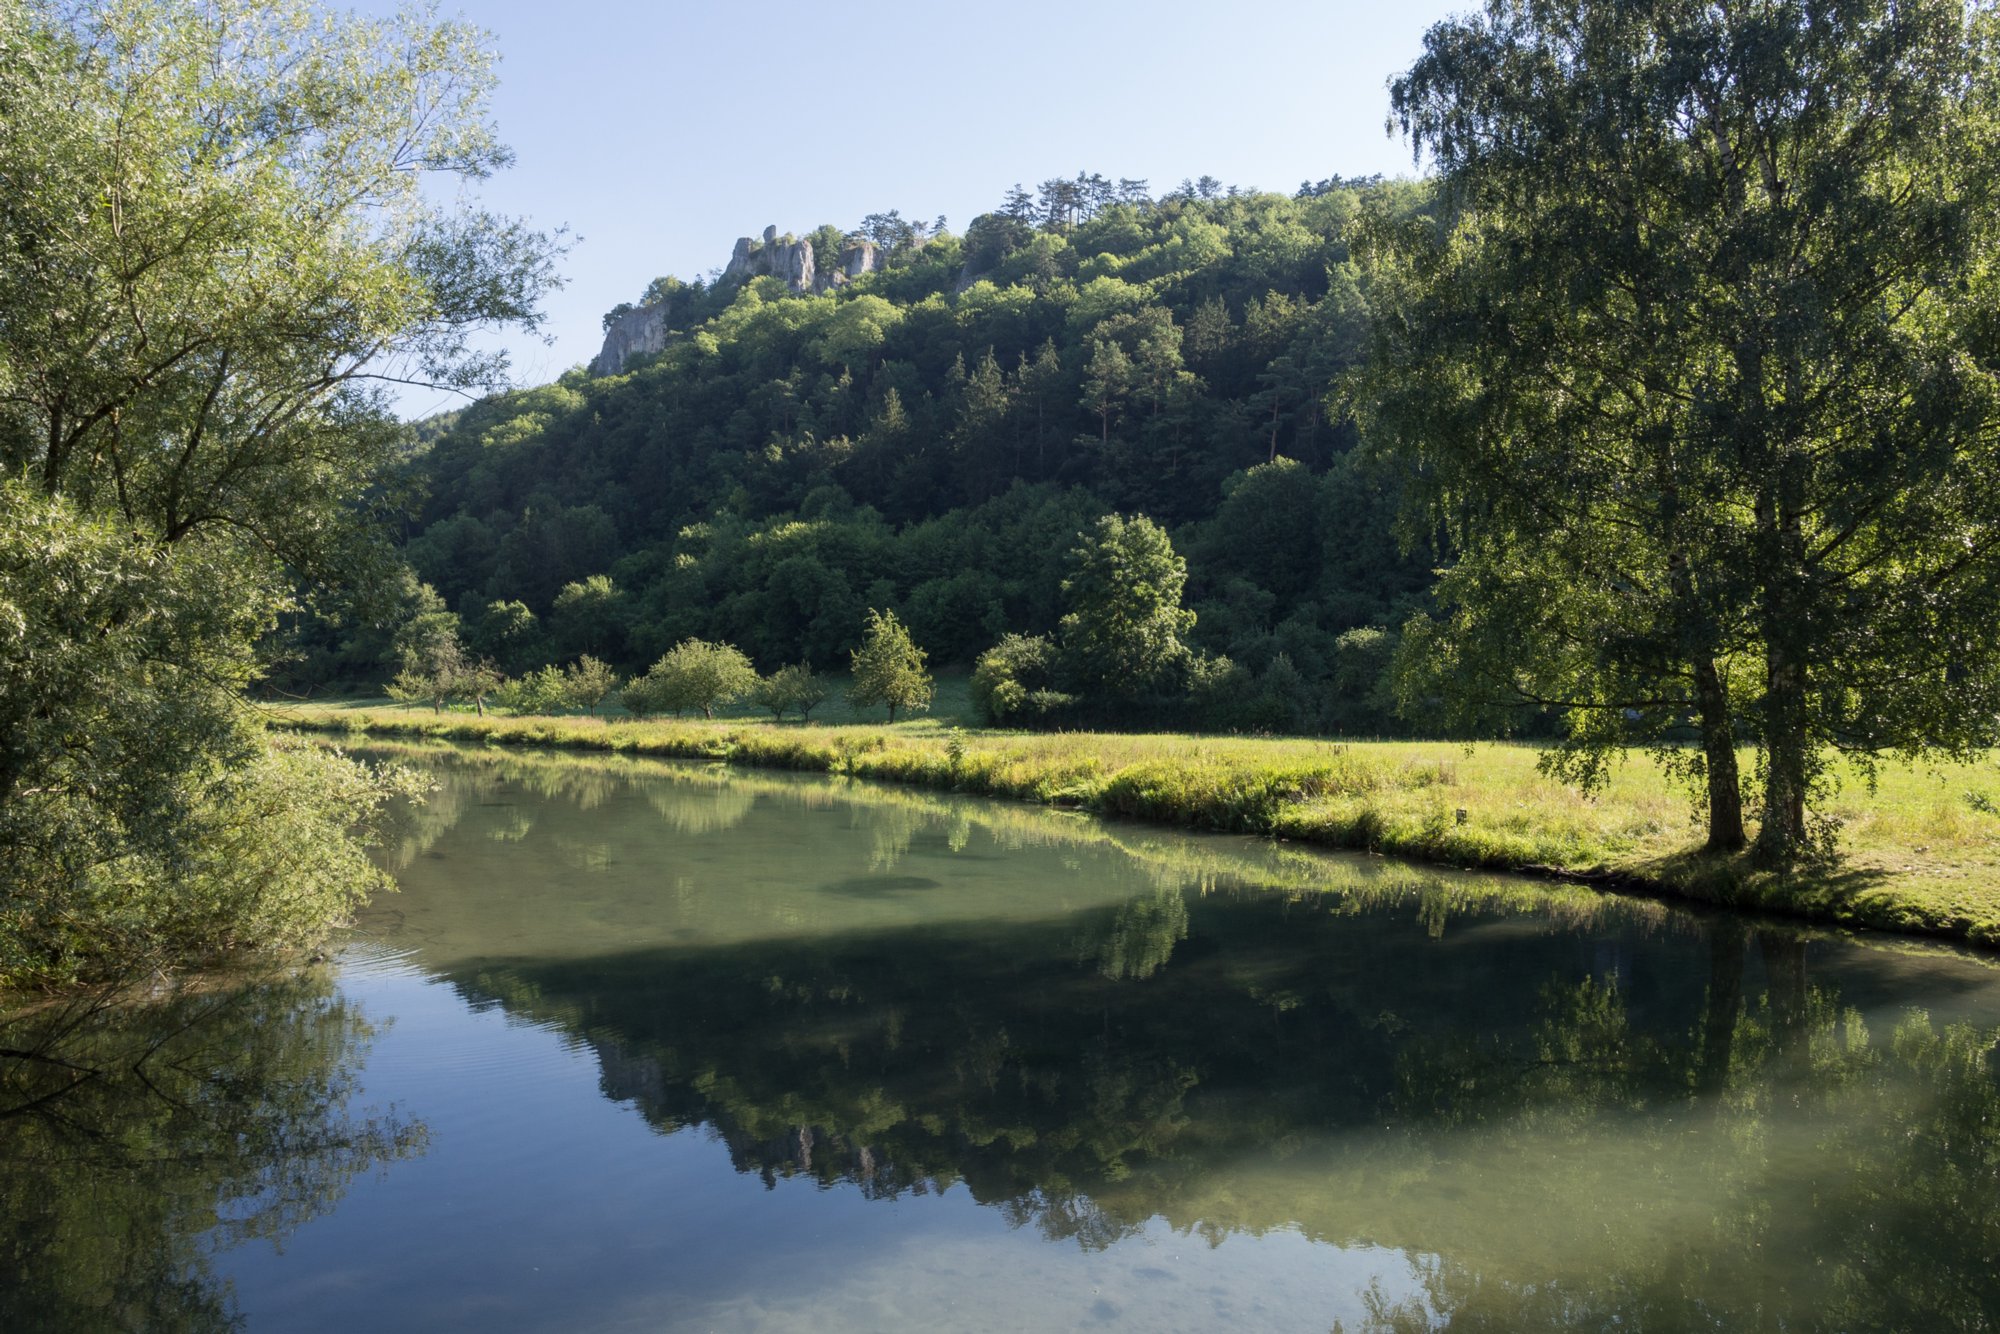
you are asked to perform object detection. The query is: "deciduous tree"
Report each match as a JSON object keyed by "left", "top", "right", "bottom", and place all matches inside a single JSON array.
[
  {"left": 849, "top": 610, "right": 932, "bottom": 722},
  {"left": 1368, "top": 0, "right": 2000, "bottom": 861}
]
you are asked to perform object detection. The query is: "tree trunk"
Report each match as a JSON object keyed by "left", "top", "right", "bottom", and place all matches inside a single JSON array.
[
  {"left": 1756, "top": 639, "right": 1811, "bottom": 864},
  {"left": 1754, "top": 444, "right": 1812, "bottom": 865},
  {"left": 1694, "top": 658, "right": 1745, "bottom": 853}
]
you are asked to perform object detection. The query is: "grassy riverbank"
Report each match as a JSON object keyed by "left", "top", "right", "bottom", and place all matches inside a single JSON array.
[{"left": 269, "top": 701, "right": 2000, "bottom": 947}]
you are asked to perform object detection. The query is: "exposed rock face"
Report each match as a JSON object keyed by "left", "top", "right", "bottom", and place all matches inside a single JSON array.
[
  {"left": 592, "top": 224, "right": 893, "bottom": 376},
  {"left": 840, "top": 241, "right": 880, "bottom": 280},
  {"left": 723, "top": 224, "right": 816, "bottom": 294},
  {"left": 589, "top": 299, "right": 673, "bottom": 377}
]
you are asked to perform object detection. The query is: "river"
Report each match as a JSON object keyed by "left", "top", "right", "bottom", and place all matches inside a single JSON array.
[{"left": 5, "top": 742, "right": 1998, "bottom": 1331}]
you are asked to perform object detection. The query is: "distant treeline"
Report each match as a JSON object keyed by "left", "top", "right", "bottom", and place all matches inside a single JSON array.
[{"left": 289, "top": 174, "right": 1440, "bottom": 733}]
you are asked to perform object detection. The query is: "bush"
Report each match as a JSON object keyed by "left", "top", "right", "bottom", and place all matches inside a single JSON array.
[{"left": 972, "top": 633, "right": 1070, "bottom": 725}]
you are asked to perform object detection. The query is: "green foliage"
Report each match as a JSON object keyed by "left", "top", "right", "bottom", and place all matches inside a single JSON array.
[
  {"left": 849, "top": 609, "right": 933, "bottom": 722},
  {"left": 0, "top": 483, "right": 425, "bottom": 986},
  {"left": 499, "top": 665, "right": 572, "bottom": 716},
  {"left": 1058, "top": 515, "right": 1197, "bottom": 707},
  {"left": 751, "top": 661, "right": 830, "bottom": 722},
  {"left": 327, "top": 175, "right": 1432, "bottom": 731},
  {"left": 563, "top": 656, "right": 622, "bottom": 717},
  {"left": 1371, "top": 0, "right": 2000, "bottom": 860},
  {"left": 385, "top": 585, "right": 470, "bottom": 712},
  {"left": 0, "top": 0, "right": 555, "bottom": 984},
  {"left": 970, "top": 633, "right": 1072, "bottom": 726},
  {"left": 465, "top": 599, "right": 544, "bottom": 674},
  {"left": 632, "top": 640, "right": 759, "bottom": 720},
  {"left": 549, "top": 574, "right": 627, "bottom": 661}
]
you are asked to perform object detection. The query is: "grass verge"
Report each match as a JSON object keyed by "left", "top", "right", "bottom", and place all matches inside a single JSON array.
[{"left": 267, "top": 701, "right": 2000, "bottom": 947}]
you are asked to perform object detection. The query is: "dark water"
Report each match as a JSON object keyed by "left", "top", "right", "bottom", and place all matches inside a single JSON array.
[{"left": 6, "top": 744, "right": 2000, "bottom": 1332}]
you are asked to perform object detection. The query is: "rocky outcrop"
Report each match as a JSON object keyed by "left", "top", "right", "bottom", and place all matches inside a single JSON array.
[
  {"left": 826, "top": 240, "right": 881, "bottom": 288},
  {"left": 724, "top": 224, "right": 816, "bottom": 294},
  {"left": 590, "top": 225, "right": 896, "bottom": 376},
  {"left": 589, "top": 299, "right": 673, "bottom": 377}
]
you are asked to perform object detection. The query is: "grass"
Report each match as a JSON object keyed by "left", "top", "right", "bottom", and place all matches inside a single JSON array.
[{"left": 266, "top": 695, "right": 2000, "bottom": 948}]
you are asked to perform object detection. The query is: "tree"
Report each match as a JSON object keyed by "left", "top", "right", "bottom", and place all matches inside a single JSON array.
[
  {"left": 458, "top": 661, "right": 504, "bottom": 717},
  {"left": 849, "top": 609, "right": 933, "bottom": 722},
  {"left": 642, "top": 640, "right": 759, "bottom": 719},
  {"left": 549, "top": 575, "right": 626, "bottom": 661},
  {"left": 0, "top": 0, "right": 557, "bottom": 983},
  {"left": 466, "top": 600, "right": 544, "bottom": 675},
  {"left": 1080, "top": 339, "right": 1134, "bottom": 446},
  {"left": 563, "top": 656, "right": 621, "bottom": 717},
  {"left": 498, "top": 665, "right": 571, "bottom": 716},
  {"left": 1059, "top": 515, "right": 1197, "bottom": 704},
  {"left": 751, "top": 661, "right": 828, "bottom": 722},
  {"left": 385, "top": 584, "right": 468, "bottom": 711},
  {"left": 1368, "top": 0, "right": 2000, "bottom": 861}
]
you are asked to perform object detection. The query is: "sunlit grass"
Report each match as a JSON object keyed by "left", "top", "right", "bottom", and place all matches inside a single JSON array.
[{"left": 268, "top": 699, "right": 2000, "bottom": 947}]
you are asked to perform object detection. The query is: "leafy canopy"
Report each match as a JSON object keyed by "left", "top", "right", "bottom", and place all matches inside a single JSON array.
[
  {"left": 849, "top": 609, "right": 933, "bottom": 722},
  {"left": 0, "top": 0, "right": 558, "bottom": 984},
  {"left": 1369, "top": 0, "right": 2000, "bottom": 859},
  {"left": 1058, "top": 514, "right": 1197, "bottom": 703}
]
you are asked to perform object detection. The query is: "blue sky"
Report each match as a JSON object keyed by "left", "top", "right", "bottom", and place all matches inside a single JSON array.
[{"left": 361, "top": 0, "right": 1465, "bottom": 417}]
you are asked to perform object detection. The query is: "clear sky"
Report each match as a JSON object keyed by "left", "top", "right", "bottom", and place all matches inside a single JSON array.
[{"left": 357, "top": 0, "right": 1466, "bottom": 418}]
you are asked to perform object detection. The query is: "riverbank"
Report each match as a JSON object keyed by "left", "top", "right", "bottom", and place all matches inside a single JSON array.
[{"left": 269, "top": 702, "right": 2000, "bottom": 947}]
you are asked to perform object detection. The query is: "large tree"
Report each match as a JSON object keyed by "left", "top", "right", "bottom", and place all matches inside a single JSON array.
[
  {"left": 1368, "top": 0, "right": 2000, "bottom": 861},
  {"left": 1059, "top": 514, "right": 1198, "bottom": 706},
  {"left": 0, "top": 0, "right": 558, "bottom": 983}
]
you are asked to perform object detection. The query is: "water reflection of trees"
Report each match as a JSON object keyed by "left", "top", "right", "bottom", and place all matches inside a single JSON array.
[
  {"left": 0, "top": 975, "right": 425, "bottom": 1333},
  {"left": 450, "top": 901, "right": 2000, "bottom": 1325},
  {"left": 349, "top": 741, "right": 2000, "bottom": 1323},
  {"left": 1352, "top": 930, "right": 2000, "bottom": 1330}
]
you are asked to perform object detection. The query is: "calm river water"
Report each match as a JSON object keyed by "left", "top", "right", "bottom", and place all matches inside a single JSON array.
[{"left": 5, "top": 743, "right": 2000, "bottom": 1331}]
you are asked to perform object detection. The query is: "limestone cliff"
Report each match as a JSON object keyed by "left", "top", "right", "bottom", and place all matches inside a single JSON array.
[
  {"left": 589, "top": 299, "right": 674, "bottom": 377},
  {"left": 590, "top": 224, "right": 894, "bottom": 376},
  {"left": 725, "top": 224, "right": 816, "bottom": 293}
]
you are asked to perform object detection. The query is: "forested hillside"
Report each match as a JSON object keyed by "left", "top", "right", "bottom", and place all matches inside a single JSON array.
[{"left": 304, "top": 174, "right": 1440, "bottom": 732}]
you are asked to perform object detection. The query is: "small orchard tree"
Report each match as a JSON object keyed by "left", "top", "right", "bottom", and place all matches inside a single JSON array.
[
  {"left": 787, "top": 663, "right": 830, "bottom": 722},
  {"left": 749, "top": 670, "right": 792, "bottom": 722},
  {"left": 563, "top": 656, "right": 620, "bottom": 716},
  {"left": 497, "top": 665, "right": 570, "bottom": 716},
  {"left": 753, "top": 661, "right": 829, "bottom": 722},
  {"left": 648, "top": 639, "right": 758, "bottom": 719},
  {"left": 386, "top": 657, "right": 460, "bottom": 713},
  {"left": 849, "top": 609, "right": 932, "bottom": 722},
  {"left": 459, "top": 661, "right": 504, "bottom": 717},
  {"left": 620, "top": 671, "right": 662, "bottom": 720}
]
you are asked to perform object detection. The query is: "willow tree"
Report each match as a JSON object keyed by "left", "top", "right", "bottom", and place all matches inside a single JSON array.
[
  {"left": 0, "top": 0, "right": 559, "bottom": 982},
  {"left": 1367, "top": 0, "right": 2000, "bottom": 861}
]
